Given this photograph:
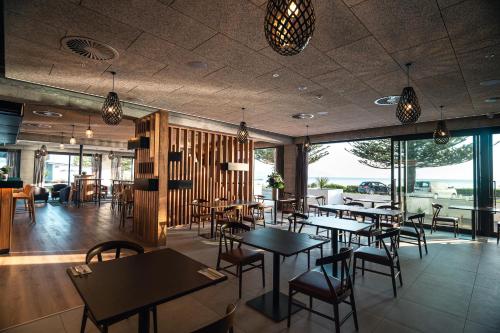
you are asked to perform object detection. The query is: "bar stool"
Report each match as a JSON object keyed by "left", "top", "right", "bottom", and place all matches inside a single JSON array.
[{"left": 12, "top": 184, "right": 36, "bottom": 223}]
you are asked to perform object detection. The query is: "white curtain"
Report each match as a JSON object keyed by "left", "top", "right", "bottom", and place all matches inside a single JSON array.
[{"left": 111, "top": 156, "right": 122, "bottom": 180}]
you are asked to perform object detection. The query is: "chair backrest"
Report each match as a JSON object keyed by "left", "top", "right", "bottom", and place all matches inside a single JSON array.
[
  {"left": 223, "top": 205, "right": 243, "bottom": 222},
  {"left": 248, "top": 203, "right": 264, "bottom": 219},
  {"left": 85, "top": 240, "right": 144, "bottom": 264},
  {"left": 316, "top": 248, "right": 353, "bottom": 300},
  {"left": 431, "top": 203, "right": 443, "bottom": 220},
  {"left": 406, "top": 213, "right": 425, "bottom": 233},
  {"left": 343, "top": 196, "right": 353, "bottom": 204},
  {"left": 287, "top": 212, "right": 308, "bottom": 232},
  {"left": 376, "top": 229, "right": 400, "bottom": 260},
  {"left": 315, "top": 195, "right": 326, "bottom": 205},
  {"left": 192, "top": 198, "right": 209, "bottom": 215},
  {"left": 215, "top": 197, "right": 228, "bottom": 203},
  {"left": 346, "top": 201, "right": 363, "bottom": 207},
  {"left": 219, "top": 222, "right": 250, "bottom": 253},
  {"left": 254, "top": 194, "right": 265, "bottom": 203},
  {"left": 191, "top": 304, "right": 236, "bottom": 333},
  {"left": 23, "top": 184, "right": 34, "bottom": 196},
  {"left": 376, "top": 204, "right": 392, "bottom": 210}
]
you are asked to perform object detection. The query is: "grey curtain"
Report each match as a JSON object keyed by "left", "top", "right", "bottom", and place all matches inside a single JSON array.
[
  {"left": 91, "top": 155, "right": 100, "bottom": 178},
  {"left": 111, "top": 156, "right": 121, "bottom": 180},
  {"left": 34, "top": 154, "right": 46, "bottom": 186},
  {"left": 295, "top": 144, "right": 308, "bottom": 209},
  {"left": 6, "top": 151, "right": 19, "bottom": 177}
]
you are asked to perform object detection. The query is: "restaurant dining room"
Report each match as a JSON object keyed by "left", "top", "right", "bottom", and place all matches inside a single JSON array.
[{"left": 1, "top": 0, "right": 500, "bottom": 332}]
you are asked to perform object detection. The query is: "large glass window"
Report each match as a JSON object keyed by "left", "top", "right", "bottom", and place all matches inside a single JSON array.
[
  {"left": 398, "top": 136, "right": 474, "bottom": 229},
  {"left": 0, "top": 151, "right": 7, "bottom": 167},
  {"left": 44, "top": 154, "right": 70, "bottom": 186},
  {"left": 253, "top": 148, "right": 276, "bottom": 197},
  {"left": 120, "top": 157, "right": 134, "bottom": 181},
  {"left": 494, "top": 134, "right": 500, "bottom": 229},
  {"left": 308, "top": 140, "right": 391, "bottom": 203}
]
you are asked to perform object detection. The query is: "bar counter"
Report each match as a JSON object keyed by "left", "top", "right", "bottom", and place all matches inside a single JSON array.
[{"left": 0, "top": 178, "right": 23, "bottom": 253}]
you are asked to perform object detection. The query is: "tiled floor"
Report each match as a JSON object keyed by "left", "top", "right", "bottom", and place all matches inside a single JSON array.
[{"left": 1, "top": 204, "right": 500, "bottom": 332}]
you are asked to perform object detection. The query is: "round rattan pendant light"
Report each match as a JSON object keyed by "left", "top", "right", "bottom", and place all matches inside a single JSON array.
[
  {"left": 396, "top": 63, "right": 421, "bottom": 124},
  {"left": 434, "top": 105, "right": 450, "bottom": 145},
  {"left": 237, "top": 107, "right": 249, "bottom": 144},
  {"left": 102, "top": 71, "right": 123, "bottom": 125},
  {"left": 304, "top": 125, "right": 312, "bottom": 152},
  {"left": 264, "top": 0, "right": 315, "bottom": 56}
]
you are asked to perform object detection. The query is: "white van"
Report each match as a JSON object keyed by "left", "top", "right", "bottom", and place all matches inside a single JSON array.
[{"left": 413, "top": 181, "right": 457, "bottom": 199}]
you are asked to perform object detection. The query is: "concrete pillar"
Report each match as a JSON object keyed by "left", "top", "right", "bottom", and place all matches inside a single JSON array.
[
  {"left": 283, "top": 144, "right": 297, "bottom": 194},
  {"left": 19, "top": 148, "right": 35, "bottom": 184}
]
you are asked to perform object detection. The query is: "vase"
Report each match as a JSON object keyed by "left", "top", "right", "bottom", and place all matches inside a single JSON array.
[
  {"left": 1, "top": 174, "right": 8, "bottom": 181},
  {"left": 272, "top": 188, "right": 279, "bottom": 201}
]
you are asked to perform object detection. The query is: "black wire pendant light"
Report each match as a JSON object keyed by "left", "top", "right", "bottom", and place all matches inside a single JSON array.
[
  {"left": 237, "top": 107, "right": 249, "bottom": 144},
  {"left": 102, "top": 71, "right": 123, "bottom": 125},
  {"left": 434, "top": 105, "right": 450, "bottom": 145},
  {"left": 264, "top": 0, "right": 315, "bottom": 56},
  {"left": 396, "top": 63, "right": 421, "bottom": 124},
  {"left": 304, "top": 125, "right": 312, "bottom": 152}
]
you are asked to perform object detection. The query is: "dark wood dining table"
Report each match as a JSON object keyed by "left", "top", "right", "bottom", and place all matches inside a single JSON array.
[
  {"left": 67, "top": 248, "right": 227, "bottom": 333},
  {"left": 319, "top": 204, "right": 402, "bottom": 228},
  {"left": 197, "top": 199, "right": 260, "bottom": 238},
  {"left": 236, "top": 227, "right": 329, "bottom": 322},
  {"left": 448, "top": 205, "right": 500, "bottom": 240},
  {"left": 351, "top": 197, "right": 392, "bottom": 208}
]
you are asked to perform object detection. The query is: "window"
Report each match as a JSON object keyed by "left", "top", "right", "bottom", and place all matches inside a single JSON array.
[
  {"left": 494, "top": 133, "right": 500, "bottom": 229},
  {"left": 253, "top": 148, "right": 276, "bottom": 197},
  {"left": 44, "top": 154, "right": 71, "bottom": 186},
  {"left": 120, "top": 157, "right": 134, "bottom": 181}
]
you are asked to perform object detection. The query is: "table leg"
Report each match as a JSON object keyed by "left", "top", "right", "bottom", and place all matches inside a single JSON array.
[
  {"left": 137, "top": 309, "right": 150, "bottom": 333},
  {"left": 246, "top": 252, "right": 304, "bottom": 322},
  {"left": 332, "top": 228, "right": 339, "bottom": 276},
  {"left": 273, "top": 201, "right": 277, "bottom": 225},
  {"left": 472, "top": 210, "right": 476, "bottom": 240},
  {"left": 211, "top": 208, "right": 215, "bottom": 238}
]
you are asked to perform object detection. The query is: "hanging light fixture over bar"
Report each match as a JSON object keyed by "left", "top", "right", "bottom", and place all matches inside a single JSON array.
[
  {"left": 434, "top": 105, "right": 450, "bottom": 145},
  {"left": 264, "top": 0, "right": 315, "bottom": 56},
  {"left": 102, "top": 71, "right": 123, "bottom": 125},
  {"left": 85, "top": 114, "right": 94, "bottom": 138},
  {"left": 70, "top": 125, "right": 76, "bottom": 145},
  {"left": 60, "top": 132, "right": 65, "bottom": 150},
  {"left": 396, "top": 63, "right": 421, "bottom": 124},
  {"left": 304, "top": 124, "right": 312, "bottom": 152},
  {"left": 237, "top": 107, "right": 249, "bottom": 144}
]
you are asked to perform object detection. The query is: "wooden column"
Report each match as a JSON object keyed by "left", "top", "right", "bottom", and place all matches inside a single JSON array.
[{"left": 0, "top": 188, "right": 14, "bottom": 253}]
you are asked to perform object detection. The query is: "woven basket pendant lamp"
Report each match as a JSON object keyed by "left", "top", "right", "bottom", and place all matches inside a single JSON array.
[
  {"left": 102, "top": 71, "right": 123, "bottom": 125},
  {"left": 264, "top": 0, "right": 315, "bottom": 56},
  {"left": 396, "top": 63, "right": 421, "bottom": 124},
  {"left": 433, "top": 106, "right": 450, "bottom": 145},
  {"left": 237, "top": 107, "right": 249, "bottom": 144}
]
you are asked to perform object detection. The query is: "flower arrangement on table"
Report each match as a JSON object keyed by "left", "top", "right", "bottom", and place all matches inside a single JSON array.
[
  {"left": 267, "top": 171, "right": 285, "bottom": 189},
  {"left": 0, "top": 166, "right": 11, "bottom": 180}
]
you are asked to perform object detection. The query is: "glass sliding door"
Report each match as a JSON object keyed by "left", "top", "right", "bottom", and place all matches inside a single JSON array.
[
  {"left": 395, "top": 136, "right": 474, "bottom": 231},
  {"left": 253, "top": 148, "right": 276, "bottom": 197},
  {"left": 44, "top": 154, "right": 71, "bottom": 186},
  {"left": 493, "top": 133, "right": 500, "bottom": 232}
]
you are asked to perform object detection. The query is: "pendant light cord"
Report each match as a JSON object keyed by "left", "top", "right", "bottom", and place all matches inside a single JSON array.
[
  {"left": 440, "top": 105, "right": 444, "bottom": 120},
  {"left": 241, "top": 107, "right": 245, "bottom": 122},
  {"left": 406, "top": 63, "right": 411, "bottom": 87}
]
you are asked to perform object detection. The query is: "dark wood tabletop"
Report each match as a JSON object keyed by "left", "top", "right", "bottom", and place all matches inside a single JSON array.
[
  {"left": 197, "top": 200, "right": 260, "bottom": 209},
  {"left": 449, "top": 205, "right": 500, "bottom": 213},
  {"left": 237, "top": 227, "right": 329, "bottom": 257},
  {"left": 67, "top": 248, "right": 226, "bottom": 326},
  {"left": 319, "top": 204, "right": 402, "bottom": 217},
  {"left": 301, "top": 216, "right": 374, "bottom": 233}
]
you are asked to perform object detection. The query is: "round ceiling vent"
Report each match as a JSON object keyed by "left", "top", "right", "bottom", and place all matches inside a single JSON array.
[
  {"left": 61, "top": 36, "right": 119, "bottom": 61},
  {"left": 33, "top": 110, "right": 63, "bottom": 118},
  {"left": 23, "top": 123, "right": 52, "bottom": 128},
  {"left": 291, "top": 113, "right": 314, "bottom": 119},
  {"left": 374, "top": 95, "right": 400, "bottom": 106}
]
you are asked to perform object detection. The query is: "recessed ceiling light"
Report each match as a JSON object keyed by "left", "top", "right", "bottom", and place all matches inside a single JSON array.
[
  {"left": 480, "top": 79, "right": 500, "bottom": 86},
  {"left": 298, "top": 85, "right": 308, "bottom": 91},
  {"left": 317, "top": 111, "right": 329, "bottom": 115},
  {"left": 374, "top": 95, "right": 400, "bottom": 106},
  {"left": 187, "top": 61, "right": 208, "bottom": 69},
  {"left": 484, "top": 97, "right": 499, "bottom": 103},
  {"left": 23, "top": 123, "right": 52, "bottom": 128},
  {"left": 272, "top": 73, "right": 280, "bottom": 78},
  {"left": 33, "top": 110, "right": 63, "bottom": 117},
  {"left": 291, "top": 113, "right": 314, "bottom": 119}
]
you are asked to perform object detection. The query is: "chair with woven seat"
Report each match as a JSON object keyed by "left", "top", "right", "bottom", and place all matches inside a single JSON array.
[
  {"left": 216, "top": 222, "right": 265, "bottom": 298},
  {"left": 82, "top": 240, "right": 157, "bottom": 333},
  {"left": 242, "top": 203, "right": 265, "bottom": 229},
  {"left": 191, "top": 304, "right": 236, "bottom": 333},
  {"left": 431, "top": 203, "right": 459, "bottom": 237},
  {"left": 399, "top": 213, "right": 428, "bottom": 259},
  {"left": 286, "top": 213, "right": 324, "bottom": 270},
  {"left": 308, "top": 195, "right": 326, "bottom": 217},
  {"left": 353, "top": 228, "right": 402, "bottom": 297},
  {"left": 191, "top": 199, "right": 212, "bottom": 235},
  {"left": 254, "top": 194, "right": 273, "bottom": 221},
  {"left": 287, "top": 248, "right": 358, "bottom": 333}
]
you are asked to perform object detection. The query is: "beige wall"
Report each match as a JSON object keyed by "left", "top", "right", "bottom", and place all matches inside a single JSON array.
[{"left": 283, "top": 144, "right": 297, "bottom": 194}]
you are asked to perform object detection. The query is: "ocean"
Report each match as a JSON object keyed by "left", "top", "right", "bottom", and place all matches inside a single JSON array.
[{"left": 306, "top": 177, "right": 475, "bottom": 189}]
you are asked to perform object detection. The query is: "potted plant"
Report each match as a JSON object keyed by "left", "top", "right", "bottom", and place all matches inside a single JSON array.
[
  {"left": 0, "top": 166, "right": 11, "bottom": 180},
  {"left": 267, "top": 171, "right": 285, "bottom": 200}
]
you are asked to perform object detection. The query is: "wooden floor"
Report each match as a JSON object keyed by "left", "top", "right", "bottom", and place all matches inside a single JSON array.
[{"left": 0, "top": 202, "right": 152, "bottom": 329}]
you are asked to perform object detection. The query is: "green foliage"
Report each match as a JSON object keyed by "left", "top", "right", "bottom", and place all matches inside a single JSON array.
[
  {"left": 254, "top": 148, "right": 275, "bottom": 165},
  {"left": 0, "top": 165, "right": 10, "bottom": 174},
  {"left": 316, "top": 176, "right": 329, "bottom": 189},
  {"left": 309, "top": 145, "right": 329, "bottom": 164},
  {"left": 254, "top": 145, "right": 330, "bottom": 166},
  {"left": 323, "top": 183, "right": 346, "bottom": 190},
  {"left": 309, "top": 182, "right": 318, "bottom": 188},
  {"left": 345, "top": 185, "right": 358, "bottom": 193},
  {"left": 267, "top": 171, "right": 285, "bottom": 189},
  {"left": 346, "top": 138, "right": 473, "bottom": 169}
]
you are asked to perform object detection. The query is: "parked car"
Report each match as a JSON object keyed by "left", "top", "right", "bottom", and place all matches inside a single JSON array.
[
  {"left": 357, "top": 181, "right": 390, "bottom": 195},
  {"left": 413, "top": 181, "right": 457, "bottom": 199}
]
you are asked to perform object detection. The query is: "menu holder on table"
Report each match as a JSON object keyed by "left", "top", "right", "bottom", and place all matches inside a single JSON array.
[
  {"left": 198, "top": 267, "right": 226, "bottom": 281},
  {"left": 69, "top": 264, "right": 92, "bottom": 277}
]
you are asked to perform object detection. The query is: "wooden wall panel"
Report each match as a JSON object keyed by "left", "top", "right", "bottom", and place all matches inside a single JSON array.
[{"left": 133, "top": 113, "right": 254, "bottom": 241}]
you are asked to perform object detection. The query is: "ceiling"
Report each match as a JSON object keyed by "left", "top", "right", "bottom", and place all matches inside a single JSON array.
[{"left": 4, "top": 0, "right": 500, "bottom": 137}]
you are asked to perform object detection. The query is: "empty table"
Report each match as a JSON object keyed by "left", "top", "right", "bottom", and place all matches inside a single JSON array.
[
  {"left": 319, "top": 204, "right": 402, "bottom": 228},
  {"left": 67, "top": 248, "right": 227, "bottom": 333},
  {"left": 237, "top": 228, "right": 329, "bottom": 322},
  {"left": 351, "top": 197, "right": 392, "bottom": 208},
  {"left": 448, "top": 205, "right": 500, "bottom": 240}
]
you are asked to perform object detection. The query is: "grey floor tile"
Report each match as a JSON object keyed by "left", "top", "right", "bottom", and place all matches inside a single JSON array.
[
  {"left": 372, "top": 319, "right": 420, "bottom": 333},
  {"left": 1, "top": 315, "right": 66, "bottom": 333},
  {"left": 467, "top": 286, "right": 500, "bottom": 330}
]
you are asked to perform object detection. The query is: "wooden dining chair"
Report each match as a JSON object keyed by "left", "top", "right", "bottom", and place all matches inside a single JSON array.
[
  {"left": 281, "top": 199, "right": 298, "bottom": 224},
  {"left": 254, "top": 194, "right": 273, "bottom": 221},
  {"left": 214, "top": 197, "right": 228, "bottom": 219},
  {"left": 119, "top": 188, "right": 134, "bottom": 228},
  {"left": 12, "top": 184, "right": 36, "bottom": 223},
  {"left": 353, "top": 229, "right": 402, "bottom": 297},
  {"left": 191, "top": 304, "right": 236, "bottom": 333},
  {"left": 242, "top": 203, "right": 265, "bottom": 229},
  {"left": 287, "top": 248, "right": 358, "bottom": 333},
  {"left": 286, "top": 213, "right": 324, "bottom": 270},
  {"left": 191, "top": 199, "right": 212, "bottom": 235},
  {"left": 431, "top": 203, "right": 459, "bottom": 237},
  {"left": 376, "top": 204, "right": 400, "bottom": 230},
  {"left": 216, "top": 205, "right": 243, "bottom": 239},
  {"left": 82, "top": 240, "right": 157, "bottom": 333},
  {"left": 308, "top": 195, "right": 326, "bottom": 217},
  {"left": 398, "top": 213, "right": 428, "bottom": 259},
  {"left": 216, "top": 222, "right": 265, "bottom": 298}
]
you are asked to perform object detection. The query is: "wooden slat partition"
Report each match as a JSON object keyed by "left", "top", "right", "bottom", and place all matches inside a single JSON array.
[
  {"left": 132, "top": 112, "right": 254, "bottom": 243},
  {"left": 167, "top": 126, "right": 254, "bottom": 228}
]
